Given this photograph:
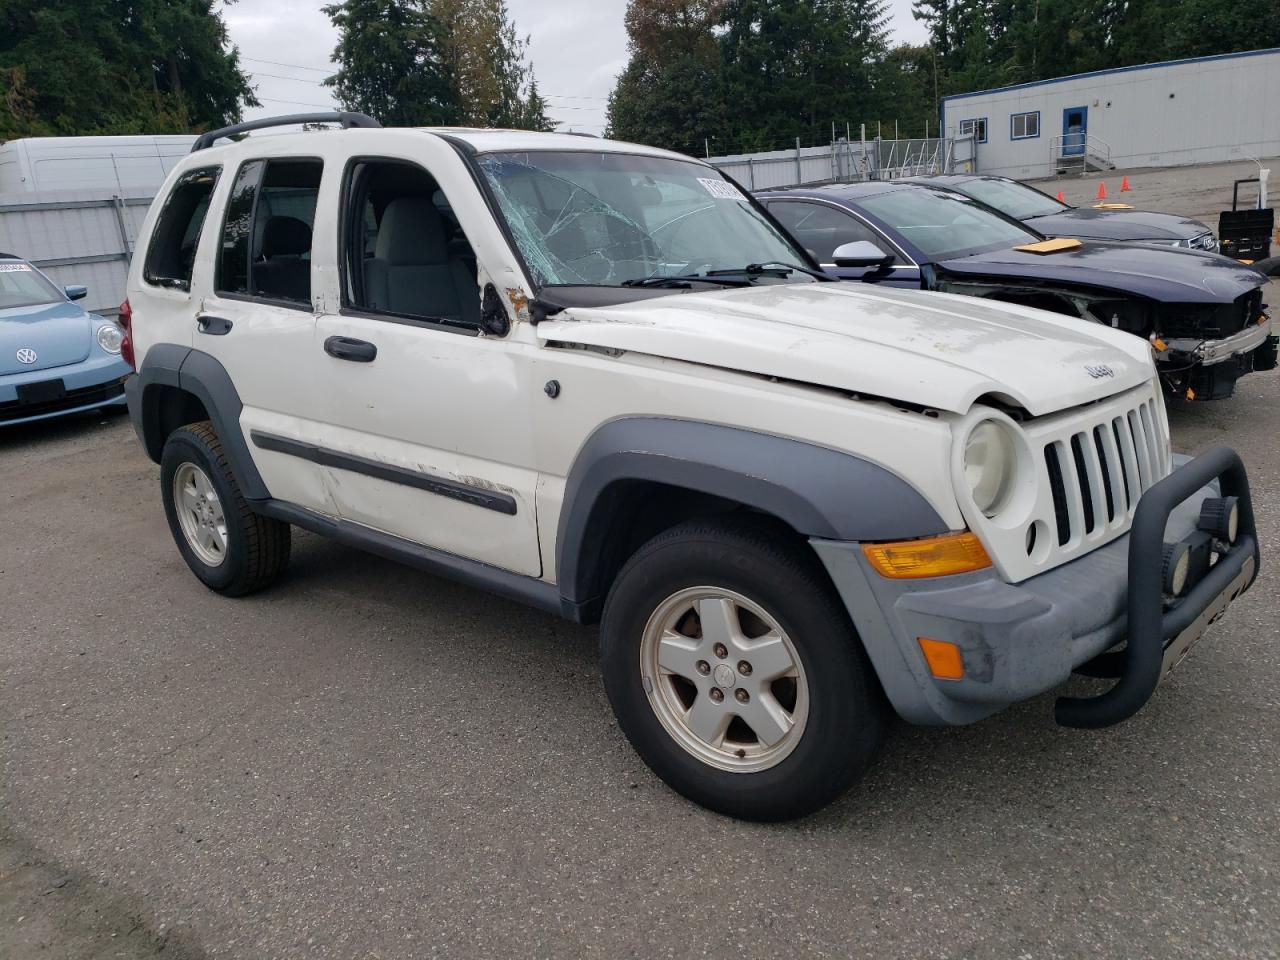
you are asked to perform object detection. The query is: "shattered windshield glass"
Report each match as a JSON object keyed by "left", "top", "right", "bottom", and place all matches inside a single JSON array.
[{"left": 476, "top": 151, "right": 812, "bottom": 288}]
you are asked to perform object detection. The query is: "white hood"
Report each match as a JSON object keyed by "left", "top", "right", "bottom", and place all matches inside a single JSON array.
[{"left": 536, "top": 282, "right": 1153, "bottom": 416}]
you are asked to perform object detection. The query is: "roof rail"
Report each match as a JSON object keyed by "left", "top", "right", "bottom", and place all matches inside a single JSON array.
[{"left": 190, "top": 112, "right": 381, "bottom": 152}]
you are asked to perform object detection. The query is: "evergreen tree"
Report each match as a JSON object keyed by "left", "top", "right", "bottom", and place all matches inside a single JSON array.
[
  {"left": 873, "top": 44, "right": 936, "bottom": 138},
  {"left": 323, "top": 0, "right": 457, "bottom": 125},
  {"left": 0, "top": 0, "right": 257, "bottom": 138},
  {"left": 521, "top": 79, "right": 556, "bottom": 132},
  {"left": 719, "top": 0, "right": 890, "bottom": 151},
  {"left": 911, "top": 0, "right": 1280, "bottom": 125},
  {"left": 432, "top": 0, "right": 554, "bottom": 131},
  {"left": 606, "top": 0, "right": 726, "bottom": 152}
]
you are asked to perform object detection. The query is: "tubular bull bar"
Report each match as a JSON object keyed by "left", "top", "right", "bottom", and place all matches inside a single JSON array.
[{"left": 1055, "top": 447, "right": 1259, "bottom": 728}]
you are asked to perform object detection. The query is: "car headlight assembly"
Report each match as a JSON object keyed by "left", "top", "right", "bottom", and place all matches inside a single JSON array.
[
  {"left": 964, "top": 420, "right": 1018, "bottom": 517},
  {"left": 96, "top": 322, "right": 125, "bottom": 355}
]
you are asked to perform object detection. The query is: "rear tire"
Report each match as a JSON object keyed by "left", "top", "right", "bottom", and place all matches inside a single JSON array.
[
  {"left": 160, "top": 421, "right": 290, "bottom": 596},
  {"left": 600, "top": 517, "right": 884, "bottom": 821}
]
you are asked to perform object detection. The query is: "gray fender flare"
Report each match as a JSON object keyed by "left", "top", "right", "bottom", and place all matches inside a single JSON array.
[
  {"left": 128, "top": 345, "right": 269, "bottom": 501},
  {"left": 555, "top": 417, "right": 948, "bottom": 616}
]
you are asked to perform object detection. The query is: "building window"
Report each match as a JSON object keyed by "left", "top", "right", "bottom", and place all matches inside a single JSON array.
[
  {"left": 959, "top": 118, "right": 988, "bottom": 144},
  {"left": 1011, "top": 111, "right": 1040, "bottom": 140}
]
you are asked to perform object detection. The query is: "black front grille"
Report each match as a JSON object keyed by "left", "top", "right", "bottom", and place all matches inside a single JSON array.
[
  {"left": 1070, "top": 435, "right": 1096, "bottom": 534},
  {"left": 1159, "top": 289, "right": 1261, "bottom": 340},
  {"left": 0, "top": 377, "right": 126, "bottom": 423},
  {"left": 1045, "top": 446, "right": 1071, "bottom": 546},
  {"left": 1042, "top": 405, "right": 1161, "bottom": 548},
  {"left": 1093, "top": 427, "right": 1116, "bottom": 523}
]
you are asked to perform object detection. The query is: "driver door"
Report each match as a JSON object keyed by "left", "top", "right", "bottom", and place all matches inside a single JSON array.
[{"left": 309, "top": 152, "right": 542, "bottom": 577}]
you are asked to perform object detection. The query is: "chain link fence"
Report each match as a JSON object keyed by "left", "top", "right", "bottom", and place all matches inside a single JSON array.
[{"left": 710, "top": 135, "right": 976, "bottom": 190}]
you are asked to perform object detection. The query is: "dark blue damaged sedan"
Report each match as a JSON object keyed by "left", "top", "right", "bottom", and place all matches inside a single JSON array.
[{"left": 757, "top": 181, "right": 1276, "bottom": 401}]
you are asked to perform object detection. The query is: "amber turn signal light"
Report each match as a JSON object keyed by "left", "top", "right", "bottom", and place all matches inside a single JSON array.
[
  {"left": 918, "top": 638, "right": 965, "bottom": 680},
  {"left": 862, "top": 531, "right": 992, "bottom": 579}
]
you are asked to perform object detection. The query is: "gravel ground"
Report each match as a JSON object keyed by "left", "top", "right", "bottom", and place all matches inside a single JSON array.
[
  {"left": 3, "top": 195, "right": 1279, "bottom": 957},
  {"left": 2, "top": 361, "right": 1278, "bottom": 959}
]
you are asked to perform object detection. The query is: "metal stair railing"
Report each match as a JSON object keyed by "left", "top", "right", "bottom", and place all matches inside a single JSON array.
[{"left": 1050, "top": 134, "right": 1113, "bottom": 173}]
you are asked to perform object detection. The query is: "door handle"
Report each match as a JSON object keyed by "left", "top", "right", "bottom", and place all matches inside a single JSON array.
[
  {"left": 195, "top": 314, "right": 233, "bottom": 336},
  {"left": 324, "top": 336, "right": 377, "bottom": 363}
]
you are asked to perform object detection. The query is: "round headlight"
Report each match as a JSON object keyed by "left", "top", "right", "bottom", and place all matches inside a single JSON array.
[
  {"left": 964, "top": 420, "right": 1017, "bottom": 517},
  {"left": 96, "top": 322, "right": 124, "bottom": 354}
]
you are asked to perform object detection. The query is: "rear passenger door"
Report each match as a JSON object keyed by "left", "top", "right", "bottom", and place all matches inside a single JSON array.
[{"left": 197, "top": 156, "right": 333, "bottom": 514}]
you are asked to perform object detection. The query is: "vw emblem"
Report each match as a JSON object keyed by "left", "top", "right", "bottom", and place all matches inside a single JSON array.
[
  {"left": 15, "top": 348, "right": 37, "bottom": 365},
  {"left": 1085, "top": 364, "right": 1114, "bottom": 379}
]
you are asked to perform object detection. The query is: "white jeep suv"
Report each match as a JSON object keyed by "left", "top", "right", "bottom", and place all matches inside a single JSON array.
[{"left": 122, "top": 113, "right": 1260, "bottom": 820}]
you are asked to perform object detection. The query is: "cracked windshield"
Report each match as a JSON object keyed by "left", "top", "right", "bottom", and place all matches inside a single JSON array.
[{"left": 477, "top": 151, "right": 815, "bottom": 288}]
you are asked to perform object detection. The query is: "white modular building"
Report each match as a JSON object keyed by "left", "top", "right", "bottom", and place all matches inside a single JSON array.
[{"left": 941, "top": 47, "right": 1280, "bottom": 179}]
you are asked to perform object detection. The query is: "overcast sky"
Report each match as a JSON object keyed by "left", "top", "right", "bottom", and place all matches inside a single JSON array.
[{"left": 225, "top": 1, "right": 928, "bottom": 135}]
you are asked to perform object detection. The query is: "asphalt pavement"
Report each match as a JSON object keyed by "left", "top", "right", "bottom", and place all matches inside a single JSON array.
[{"left": 2, "top": 351, "right": 1278, "bottom": 959}]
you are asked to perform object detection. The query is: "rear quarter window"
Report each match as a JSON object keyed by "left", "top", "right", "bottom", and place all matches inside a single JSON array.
[{"left": 143, "top": 167, "right": 220, "bottom": 291}]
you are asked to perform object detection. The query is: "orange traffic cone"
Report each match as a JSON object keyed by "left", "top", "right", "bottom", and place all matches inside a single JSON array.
[
  {"left": 1120, "top": 176, "right": 1131, "bottom": 192},
  {"left": 1056, "top": 190, "right": 1065, "bottom": 202},
  {"left": 1097, "top": 181, "right": 1107, "bottom": 200}
]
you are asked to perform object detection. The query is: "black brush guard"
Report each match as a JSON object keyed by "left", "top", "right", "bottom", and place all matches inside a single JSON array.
[{"left": 1055, "top": 447, "right": 1260, "bottom": 728}]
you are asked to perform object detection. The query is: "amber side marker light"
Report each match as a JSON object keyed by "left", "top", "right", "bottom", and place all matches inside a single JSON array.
[
  {"left": 918, "top": 638, "right": 965, "bottom": 680},
  {"left": 862, "top": 531, "right": 992, "bottom": 579}
]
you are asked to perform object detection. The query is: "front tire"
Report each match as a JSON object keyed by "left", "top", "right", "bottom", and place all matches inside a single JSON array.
[
  {"left": 600, "top": 518, "right": 884, "bottom": 821},
  {"left": 160, "top": 421, "right": 290, "bottom": 596}
]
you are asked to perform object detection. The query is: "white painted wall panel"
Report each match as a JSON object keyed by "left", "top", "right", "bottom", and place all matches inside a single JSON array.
[
  {"left": 0, "top": 189, "right": 156, "bottom": 315},
  {"left": 943, "top": 48, "right": 1280, "bottom": 179}
]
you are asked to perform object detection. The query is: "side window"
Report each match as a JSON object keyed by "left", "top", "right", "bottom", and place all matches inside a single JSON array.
[
  {"left": 144, "top": 167, "right": 220, "bottom": 290},
  {"left": 1010, "top": 111, "right": 1040, "bottom": 140},
  {"left": 768, "top": 202, "right": 898, "bottom": 265},
  {"left": 217, "top": 158, "right": 322, "bottom": 305},
  {"left": 960, "top": 118, "right": 988, "bottom": 143},
  {"left": 340, "top": 159, "right": 480, "bottom": 329}
]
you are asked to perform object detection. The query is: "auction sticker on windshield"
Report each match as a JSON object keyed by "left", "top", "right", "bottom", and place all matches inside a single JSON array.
[
  {"left": 698, "top": 178, "right": 744, "bottom": 200},
  {"left": 0, "top": 263, "right": 32, "bottom": 272}
]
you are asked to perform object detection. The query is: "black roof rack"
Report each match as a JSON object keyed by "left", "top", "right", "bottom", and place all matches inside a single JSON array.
[{"left": 190, "top": 112, "right": 381, "bottom": 152}]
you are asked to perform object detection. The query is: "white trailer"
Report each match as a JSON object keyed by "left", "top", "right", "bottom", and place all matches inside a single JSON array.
[
  {"left": 0, "top": 134, "right": 196, "bottom": 195},
  {"left": 942, "top": 47, "right": 1280, "bottom": 180},
  {"left": 0, "top": 135, "right": 199, "bottom": 316}
]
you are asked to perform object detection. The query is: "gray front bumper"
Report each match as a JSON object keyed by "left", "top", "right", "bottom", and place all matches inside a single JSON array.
[{"left": 812, "top": 472, "right": 1225, "bottom": 726}]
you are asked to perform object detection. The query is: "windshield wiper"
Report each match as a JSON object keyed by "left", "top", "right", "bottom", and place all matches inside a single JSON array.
[
  {"left": 705, "top": 261, "right": 832, "bottom": 281},
  {"left": 620, "top": 274, "right": 751, "bottom": 288},
  {"left": 620, "top": 275, "right": 693, "bottom": 288}
]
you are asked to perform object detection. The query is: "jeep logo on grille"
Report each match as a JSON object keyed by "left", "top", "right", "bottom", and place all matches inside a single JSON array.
[
  {"left": 15, "top": 348, "right": 37, "bottom": 365},
  {"left": 1085, "top": 364, "right": 1115, "bottom": 379}
]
